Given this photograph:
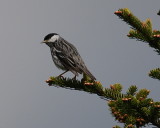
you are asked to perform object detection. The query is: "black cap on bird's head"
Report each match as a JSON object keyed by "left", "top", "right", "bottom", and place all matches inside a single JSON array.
[
  {"left": 44, "top": 33, "right": 58, "bottom": 41},
  {"left": 42, "top": 33, "right": 60, "bottom": 45}
]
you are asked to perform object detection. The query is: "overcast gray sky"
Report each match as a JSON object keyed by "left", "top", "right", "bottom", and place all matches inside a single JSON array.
[{"left": 0, "top": 0, "right": 160, "bottom": 128}]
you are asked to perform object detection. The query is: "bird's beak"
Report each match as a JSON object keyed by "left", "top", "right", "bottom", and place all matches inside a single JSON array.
[{"left": 41, "top": 40, "right": 48, "bottom": 44}]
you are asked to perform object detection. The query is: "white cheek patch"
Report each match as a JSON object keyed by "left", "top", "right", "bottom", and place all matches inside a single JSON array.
[{"left": 50, "top": 35, "right": 60, "bottom": 42}]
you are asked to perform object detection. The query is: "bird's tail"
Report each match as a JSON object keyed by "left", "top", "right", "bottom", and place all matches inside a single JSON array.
[{"left": 83, "top": 68, "right": 96, "bottom": 81}]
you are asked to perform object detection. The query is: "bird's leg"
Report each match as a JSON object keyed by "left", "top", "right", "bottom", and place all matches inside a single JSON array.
[
  {"left": 72, "top": 75, "right": 77, "bottom": 80},
  {"left": 58, "top": 70, "right": 69, "bottom": 79}
]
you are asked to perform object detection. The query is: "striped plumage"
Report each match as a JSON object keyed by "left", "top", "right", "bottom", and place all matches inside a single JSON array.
[{"left": 42, "top": 33, "right": 96, "bottom": 81}]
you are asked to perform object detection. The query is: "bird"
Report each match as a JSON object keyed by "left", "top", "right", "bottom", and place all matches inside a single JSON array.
[{"left": 42, "top": 33, "right": 96, "bottom": 81}]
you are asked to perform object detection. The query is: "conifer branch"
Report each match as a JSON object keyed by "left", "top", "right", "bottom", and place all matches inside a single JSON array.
[
  {"left": 114, "top": 8, "right": 160, "bottom": 54},
  {"left": 115, "top": 8, "right": 160, "bottom": 82},
  {"left": 45, "top": 77, "right": 125, "bottom": 100},
  {"left": 113, "top": 8, "right": 160, "bottom": 127},
  {"left": 148, "top": 68, "right": 160, "bottom": 80},
  {"left": 46, "top": 77, "right": 160, "bottom": 127}
]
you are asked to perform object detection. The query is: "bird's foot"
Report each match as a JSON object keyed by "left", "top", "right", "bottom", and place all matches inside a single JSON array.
[
  {"left": 72, "top": 75, "right": 77, "bottom": 80},
  {"left": 56, "top": 75, "right": 65, "bottom": 80}
]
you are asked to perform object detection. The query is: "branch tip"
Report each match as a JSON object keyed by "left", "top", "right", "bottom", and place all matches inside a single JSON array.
[{"left": 114, "top": 11, "right": 122, "bottom": 15}]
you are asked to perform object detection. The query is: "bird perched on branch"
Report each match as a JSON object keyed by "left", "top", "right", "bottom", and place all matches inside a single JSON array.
[{"left": 42, "top": 33, "right": 96, "bottom": 81}]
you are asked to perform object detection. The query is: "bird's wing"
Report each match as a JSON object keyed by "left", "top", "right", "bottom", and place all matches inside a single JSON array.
[
  {"left": 54, "top": 37, "right": 96, "bottom": 80},
  {"left": 54, "top": 38, "right": 84, "bottom": 74}
]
